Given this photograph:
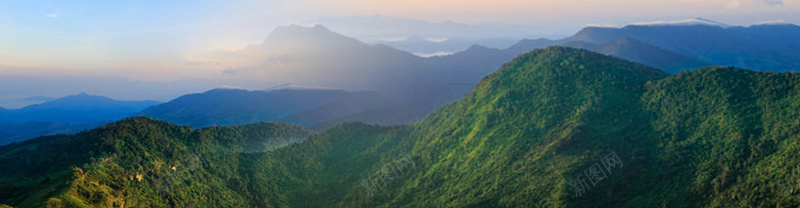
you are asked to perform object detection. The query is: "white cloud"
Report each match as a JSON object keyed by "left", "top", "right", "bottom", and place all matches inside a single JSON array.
[{"left": 45, "top": 13, "right": 58, "bottom": 18}]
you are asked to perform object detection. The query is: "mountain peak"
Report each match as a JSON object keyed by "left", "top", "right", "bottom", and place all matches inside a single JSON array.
[
  {"left": 263, "top": 84, "right": 341, "bottom": 92},
  {"left": 206, "top": 88, "right": 249, "bottom": 93},
  {"left": 260, "top": 23, "right": 365, "bottom": 50},
  {"left": 62, "top": 92, "right": 107, "bottom": 100},
  {"left": 507, "top": 46, "right": 667, "bottom": 80},
  {"left": 277, "top": 23, "right": 331, "bottom": 32},
  {"left": 268, "top": 24, "right": 335, "bottom": 38}
]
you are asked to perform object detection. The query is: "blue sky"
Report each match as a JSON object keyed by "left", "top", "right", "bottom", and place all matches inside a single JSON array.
[
  {"left": 2, "top": 0, "right": 798, "bottom": 72},
  {"left": 0, "top": 0, "right": 798, "bottom": 107}
]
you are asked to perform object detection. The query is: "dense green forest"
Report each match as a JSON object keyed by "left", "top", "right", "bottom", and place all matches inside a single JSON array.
[
  {"left": 0, "top": 119, "right": 315, "bottom": 207},
  {"left": 2, "top": 46, "right": 800, "bottom": 207}
]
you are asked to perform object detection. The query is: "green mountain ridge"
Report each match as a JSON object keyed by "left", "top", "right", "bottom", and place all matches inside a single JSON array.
[
  {"left": 3, "top": 46, "right": 800, "bottom": 207},
  {"left": 0, "top": 118, "right": 314, "bottom": 207}
]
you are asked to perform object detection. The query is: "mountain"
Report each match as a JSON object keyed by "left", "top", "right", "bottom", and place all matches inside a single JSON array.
[
  {"left": 562, "top": 38, "right": 709, "bottom": 73},
  {"left": 350, "top": 46, "right": 667, "bottom": 207},
  {"left": 567, "top": 18, "right": 800, "bottom": 71},
  {"left": 1, "top": 93, "right": 161, "bottom": 124},
  {"left": 0, "top": 93, "right": 161, "bottom": 145},
  {"left": 362, "top": 48, "right": 800, "bottom": 207},
  {"left": 9, "top": 21, "right": 781, "bottom": 139},
  {"left": 495, "top": 18, "right": 800, "bottom": 73},
  {"left": 502, "top": 38, "right": 564, "bottom": 54},
  {"left": 191, "top": 23, "right": 732, "bottom": 130},
  {"left": 146, "top": 21, "right": 800, "bottom": 135},
  {"left": 190, "top": 25, "right": 524, "bottom": 128},
  {"left": 4, "top": 47, "right": 800, "bottom": 207},
  {"left": 310, "top": 104, "right": 434, "bottom": 129},
  {"left": 208, "top": 25, "right": 427, "bottom": 106},
  {"left": 500, "top": 37, "right": 710, "bottom": 73},
  {"left": 213, "top": 24, "right": 512, "bottom": 105},
  {"left": 137, "top": 88, "right": 393, "bottom": 128},
  {"left": 629, "top": 17, "right": 732, "bottom": 27},
  {"left": 0, "top": 118, "right": 314, "bottom": 208},
  {"left": 373, "top": 36, "right": 518, "bottom": 57},
  {"left": 277, "top": 92, "right": 396, "bottom": 128},
  {"left": 0, "top": 96, "right": 58, "bottom": 109},
  {"left": 0, "top": 121, "right": 98, "bottom": 146}
]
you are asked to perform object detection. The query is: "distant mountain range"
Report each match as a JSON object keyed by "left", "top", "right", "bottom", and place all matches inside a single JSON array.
[
  {"left": 368, "top": 17, "right": 800, "bottom": 75},
  {"left": 372, "top": 36, "right": 518, "bottom": 57},
  {"left": 5, "top": 47, "right": 800, "bottom": 207},
  {"left": 486, "top": 18, "right": 800, "bottom": 73},
  {"left": 561, "top": 38, "right": 710, "bottom": 73},
  {"left": 4, "top": 19, "right": 799, "bottom": 145},
  {"left": 560, "top": 18, "right": 800, "bottom": 72},
  {"left": 0, "top": 93, "right": 160, "bottom": 145},
  {"left": 1, "top": 93, "right": 160, "bottom": 124},
  {"left": 143, "top": 20, "right": 800, "bottom": 133},
  {"left": 198, "top": 24, "right": 518, "bottom": 128},
  {"left": 0, "top": 121, "right": 98, "bottom": 146},
  {"left": 0, "top": 96, "right": 58, "bottom": 109},
  {"left": 137, "top": 87, "right": 392, "bottom": 128}
]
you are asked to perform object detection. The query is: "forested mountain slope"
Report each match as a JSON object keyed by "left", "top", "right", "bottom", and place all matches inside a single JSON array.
[
  {"left": 0, "top": 118, "right": 314, "bottom": 207},
  {"left": 3, "top": 47, "right": 800, "bottom": 207}
]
